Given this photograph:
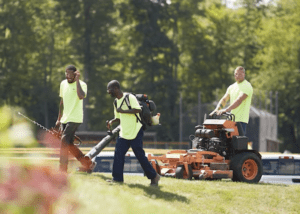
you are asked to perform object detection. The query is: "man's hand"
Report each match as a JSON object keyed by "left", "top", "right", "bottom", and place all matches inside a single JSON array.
[
  {"left": 106, "top": 120, "right": 112, "bottom": 130},
  {"left": 210, "top": 93, "right": 230, "bottom": 116},
  {"left": 55, "top": 120, "right": 61, "bottom": 130},
  {"left": 209, "top": 109, "right": 228, "bottom": 116},
  {"left": 107, "top": 119, "right": 120, "bottom": 130},
  {"left": 209, "top": 109, "right": 218, "bottom": 117},
  {"left": 216, "top": 109, "right": 227, "bottom": 115},
  {"left": 74, "top": 70, "right": 80, "bottom": 81}
]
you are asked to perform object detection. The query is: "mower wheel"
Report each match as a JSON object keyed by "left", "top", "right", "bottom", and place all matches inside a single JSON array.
[
  {"left": 175, "top": 165, "right": 193, "bottom": 180},
  {"left": 230, "top": 152, "right": 262, "bottom": 183}
]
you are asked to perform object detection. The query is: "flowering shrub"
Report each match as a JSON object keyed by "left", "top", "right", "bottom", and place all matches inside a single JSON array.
[
  {"left": 38, "top": 130, "right": 62, "bottom": 149},
  {"left": 0, "top": 106, "right": 79, "bottom": 213},
  {"left": 0, "top": 164, "right": 78, "bottom": 214}
]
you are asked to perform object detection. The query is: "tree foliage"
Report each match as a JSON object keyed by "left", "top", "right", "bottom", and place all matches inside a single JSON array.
[
  {"left": 1, "top": 0, "right": 300, "bottom": 149},
  {"left": 251, "top": 0, "right": 300, "bottom": 152}
]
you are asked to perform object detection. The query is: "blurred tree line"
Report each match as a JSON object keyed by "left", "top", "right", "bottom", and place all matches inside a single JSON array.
[{"left": 0, "top": 0, "right": 299, "bottom": 152}]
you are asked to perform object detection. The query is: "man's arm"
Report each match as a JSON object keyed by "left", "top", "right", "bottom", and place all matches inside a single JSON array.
[
  {"left": 116, "top": 108, "right": 141, "bottom": 114},
  {"left": 74, "top": 71, "right": 85, "bottom": 99},
  {"left": 107, "top": 118, "right": 120, "bottom": 130},
  {"left": 224, "top": 93, "right": 248, "bottom": 112},
  {"left": 217, "top": 93, "right": 248, "bottom": 115},
  {"left": 209, "top": 92, "right": 230, "bottom": 116},
  {"left": 55, "top": 99, "right": 63, "bottom": 128}
]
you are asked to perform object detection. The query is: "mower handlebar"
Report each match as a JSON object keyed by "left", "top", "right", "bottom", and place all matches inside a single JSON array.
[{"left": 209, "top": 112, "right": 235, "bottom": 121}]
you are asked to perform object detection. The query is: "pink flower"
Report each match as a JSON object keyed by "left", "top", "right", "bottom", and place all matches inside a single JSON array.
[{"left": 0, "top": 164, "right": 77, "bottom": 214}]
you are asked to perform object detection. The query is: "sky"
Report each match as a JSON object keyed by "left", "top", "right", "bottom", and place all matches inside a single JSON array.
[{"left": 222, "top": 0, "right": 275, "bottom": 9}]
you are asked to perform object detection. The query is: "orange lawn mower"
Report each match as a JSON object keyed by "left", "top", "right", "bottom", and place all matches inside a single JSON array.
[{"left": 147, "top": 113, "right": 263, "bottom": 183}]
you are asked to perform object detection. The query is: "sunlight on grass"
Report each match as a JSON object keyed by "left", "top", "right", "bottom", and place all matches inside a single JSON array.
[
  {"left": 70, "top": 173, "right": 183, "bottom": 214},
  {"left": 68, "top": 172, "right": 300, "bottom": 214}
]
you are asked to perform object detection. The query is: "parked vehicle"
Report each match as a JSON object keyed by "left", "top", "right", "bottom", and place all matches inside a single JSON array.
[{"left": 260, "top": 154, "right": 300, "bottom": 185}]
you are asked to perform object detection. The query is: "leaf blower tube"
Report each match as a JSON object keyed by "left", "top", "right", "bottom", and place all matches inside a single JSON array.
[{"left": 85, "top": 125, "right": 121, "bottom": 159}]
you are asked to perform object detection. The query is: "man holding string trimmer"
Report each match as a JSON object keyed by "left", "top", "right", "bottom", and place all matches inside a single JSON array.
[{"left": 55, "top": 65, "right": 96, "bottom": 173}]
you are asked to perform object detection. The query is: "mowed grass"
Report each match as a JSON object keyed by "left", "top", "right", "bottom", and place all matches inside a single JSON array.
[
  {"left": 70, "top": 172, "right": 300, "bottom": 214},
  {"left": 1, "top": 149, "right": 300, "bottom": 213}
]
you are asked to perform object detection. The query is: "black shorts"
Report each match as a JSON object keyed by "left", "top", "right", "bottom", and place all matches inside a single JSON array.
[{"left": 61, "top": 122, "right": 81, "bottom": 144}]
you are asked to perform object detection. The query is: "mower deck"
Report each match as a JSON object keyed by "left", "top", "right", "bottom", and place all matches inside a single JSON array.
[{"left": 148, "top": 150, "right": 233, "bottom": 180}]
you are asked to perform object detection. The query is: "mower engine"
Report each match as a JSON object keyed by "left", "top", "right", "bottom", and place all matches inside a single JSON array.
[
  {"left": 191, "top": 114, "right": 248, "bottom": 159},
  {"left": 192, "top": 128, "right": 228, "bottom": 156}
]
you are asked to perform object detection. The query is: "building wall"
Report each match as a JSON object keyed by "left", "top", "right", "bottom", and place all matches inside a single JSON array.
[{"left": 247, "top": 106, "right": 279, "bottom": 152}]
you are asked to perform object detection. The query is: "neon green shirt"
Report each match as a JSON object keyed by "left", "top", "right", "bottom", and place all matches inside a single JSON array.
[
  {"left": 227, "top": 79, "right": 253, "bottom": 123},
  {"left": 114, "top": 93, "right": 142, "bottom": 140},
  {"left": 59, "top": 80, "right": 87, "bottom": 124}
]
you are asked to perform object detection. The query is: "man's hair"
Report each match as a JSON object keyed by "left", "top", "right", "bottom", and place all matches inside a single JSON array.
[
  {"left": 107, "top": 80, "right": 121, "bottom": 89},
  {"left": 66, "top": 65, "right": 77, "bottom": 72},
  {"left": 235, "top": 66, "right": 245, "bottom": 73}
]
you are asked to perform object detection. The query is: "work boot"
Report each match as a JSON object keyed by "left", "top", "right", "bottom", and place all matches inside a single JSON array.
[
  {"left": 68, "top": 144, "right": 95, "bottom": 173},
  {"left": 150, "top": 174, "right": 160, "bottom": 186}
]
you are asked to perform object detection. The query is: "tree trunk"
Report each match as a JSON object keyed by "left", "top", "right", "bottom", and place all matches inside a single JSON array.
[{"left": 80, "top": 0, "right": 93, "bottom": 131}]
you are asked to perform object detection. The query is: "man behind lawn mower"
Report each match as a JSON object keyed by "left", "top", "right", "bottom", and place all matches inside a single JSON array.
[{"left": 210, "top": 66, "right": 253, "bottom": 135}]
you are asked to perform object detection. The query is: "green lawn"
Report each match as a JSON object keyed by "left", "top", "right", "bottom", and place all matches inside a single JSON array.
[
  {"left": 1, "top": 149, "right": 299, "bottom": 214},
  {"left": 70, "top": 172, "right": 300, "bottom": 214}
]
